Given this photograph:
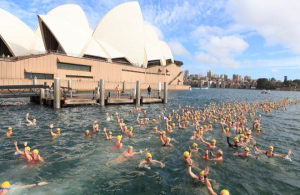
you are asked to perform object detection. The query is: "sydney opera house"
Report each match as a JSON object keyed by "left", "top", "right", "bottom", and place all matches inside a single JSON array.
[{"left": 0, "top": 2, "right": 188, "bottom": 90}]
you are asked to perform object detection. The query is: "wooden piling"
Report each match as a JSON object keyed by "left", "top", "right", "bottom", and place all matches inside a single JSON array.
[
  {"left": 54, "top": 78, "right": 61, "bottom": 109},
  {"left": 68, "top": 80, "right": 72, "bottom": 98},
  {"left": 40, "top": 88, "right": 45, "bottom": 105},
  {"left": 164, "top": 82, "right": 168, "bottom": 104},
  {"left": 100, "top": 79, "right": 105, "bottom": 106},
  {"left": 136, "top": 80, "right": 140, "bottom": 106},
  {"left": 122, "top": 81, "right": 126, "bottom": 93}
]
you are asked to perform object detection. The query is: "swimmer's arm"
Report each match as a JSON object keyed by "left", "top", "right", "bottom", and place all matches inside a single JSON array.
[
  {"left": 200, "top": 137, "right": 210, "bottom": 146},
  {"left": 204, "top": 168, "right": 217, "bottom": 195},
  {"left": 38, "top": 155, "right": 44, "bottom": 162},
  {"left": 138, "top": 160, "right": 146, "bottom": 168},
  {"left": 188, "top": 165, "right": 198, "bottom": 179},
  {"left": 159, "top": 134, "right": 165, "bottom": 145},
  {"left": 152, "top": 160, "right": 164, "bottom": 167},
  {"left": 25, "top": 113, "right": 32, "bottom": 123},
  {"left": 17, "top": 182, "right": 48, "bottom": 189},
  {"left": 253, "top": 141, "right": 265, "bottom": 154},
  {"left": 118, "top": 122, "right": 124, "bottom": 132},
  {"left": 14, "top": 141, "right": 24, "bottom": 155},
  {"left": 49, "top": 128, "right": 56, "bottom": 137},
  {"left": 273, "top": 149, "right": 291, "bottom": 158}
]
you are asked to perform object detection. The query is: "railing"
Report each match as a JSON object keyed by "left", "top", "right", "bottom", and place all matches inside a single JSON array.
[{"left": 0, "top": 84, "right": 49, "bottom": 98}]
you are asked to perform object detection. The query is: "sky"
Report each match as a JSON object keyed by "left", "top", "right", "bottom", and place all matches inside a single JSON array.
[{"left": 1, "top": 0, "right": 300, "bottom": 81}]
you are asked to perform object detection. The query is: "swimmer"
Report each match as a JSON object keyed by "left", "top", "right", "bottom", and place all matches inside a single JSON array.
[
  {"left": 205, "top": 149, "right": 223, "bottom": 161},
  {"left": 112, "top": 135, "right": 123, "bottom": 149},
  {"left": 103, "top": 128, "right": 113, "bottom": 140},
  {"left": 106, "top": 112, "right": 110, "bottom": 121},
  {"left": 23, "top": 142, "right": 44, "bottom": 162},
  {"left": 203, "top": 167, "right": 230, "bottom": 195},
  {"left": 4, "top": 127, "right": 13, "bottom": 137},
  {"left": 84, "top": 129, "right": 96, "bottom": 137},
  {"left": 253, "top": 140, "right": 291, "bottom": 158},
  {"left": 138, "top": 153, "right": 165, "bottom": 169},
  {"left": 255, "top": 128, "right": 261, "bottom": 135},
  {"left": 199, "top": 135, "right": 217, "bottom": 150},
  {"left": 234, "top": 147, "right": 252, "bottom": 157},
  {"left": 183, "top": 150, "right": 192, "bottom": 165},
  {"left": 106, "top": 146, "right": 148, "bottom": 166},
  {"left": 159, "top": 133, "right": 173, "bottom": 147},
  {"left": 137, "top": 114, "right": 144, "bottom": 125},
  {"left": 190, "top": 131, "right": 197, "bottom": 140},
  {"left": 149, "top": 127, "right": 159, "bottom": 134},
  {"left": 152, "top": 119, "right": 156, "bottom": 124},
  {"left": 190, "top": 143, "right": 200, "bottom": 153},
  {"left": 25, "top": 113, "right": 36, "bottom": 125},
  {"left": 14, "top": 141, "right": 31, "bottom": 156},
  {"left": 188, "top": 165, "right": 205, "bottom": 185},
  {"left": 127, "top": 126, "right": 133, "bottom": 138},
  {"left": 49, "top": 124, "right": 60, "bottom": 137},
  {"left": 92, "top": 120, "right": 100, "bottom": 132},
  {"left": 226, "top": 133, "right": 241, "bottom": 148},
  {"left": 0, "top": 181, "right": 48, "bottom": 194}
]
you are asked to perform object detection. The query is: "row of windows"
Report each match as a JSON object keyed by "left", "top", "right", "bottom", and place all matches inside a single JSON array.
[
  {"left": 122, "top": 69, "right": 170, "bottom": 76},
  {"left": 57, "top": 62, "right": 91, "bottom": 72},
  {"left": 24, "top": 73, "right": 53, "bottom": 80},
  {"left": 66, "top": 75, "right": 93, "bottom": 79}
]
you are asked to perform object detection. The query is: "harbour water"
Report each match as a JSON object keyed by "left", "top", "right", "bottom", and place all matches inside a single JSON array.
[{"left": 0, "top": 89, "right": 300, "bottom": 195}]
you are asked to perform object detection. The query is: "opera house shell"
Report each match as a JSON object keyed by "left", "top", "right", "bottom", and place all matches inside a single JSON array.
[{"left": 0, "top": 2, "right": 187, "bottom": 90}]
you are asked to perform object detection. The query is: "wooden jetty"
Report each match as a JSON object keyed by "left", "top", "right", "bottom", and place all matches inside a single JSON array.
[{"left": 0, "top": 78, "right": 168, "bottom": 108}]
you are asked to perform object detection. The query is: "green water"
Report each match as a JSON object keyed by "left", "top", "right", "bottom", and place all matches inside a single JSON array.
[{"left": 0, "top": 89, "right": 300, "bottom": 195}]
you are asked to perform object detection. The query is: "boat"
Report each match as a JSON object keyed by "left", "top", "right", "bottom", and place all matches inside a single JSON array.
[{"left": 261, "top": 90, "right": 271, "bottom": 94}]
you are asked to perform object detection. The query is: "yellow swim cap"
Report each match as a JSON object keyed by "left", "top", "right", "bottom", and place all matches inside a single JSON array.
[
  {"left": 129, "top": 127, "right": 133, "bottom": 131},
  {"left": 162, "top": 131, "right": 166, "bottom": 134},
  {"left": 56, "top": 128, "right": 60, "bottom": 131},
  {"left": 33, "top": 119, "right": 36, "bottom": 121},
  {"left": 124, "top": 126, "right": 127, "bottom": 129},
  {"left": 193, "top": 143, "right": 198, "bottom": 148},
  {"left": 204, "top": 125, "right": 207, "bottom": 128},
  {"left": 183, "top": 151, "right": 190, "bottom": 157},
  {"left": 257, "top": 128, "right": 260, "bottom": 131},
  {"left": 247, "top": 130, "right": 252, "bottom": 134},
  {"left": 226, "top": 127, "right": 229, "bottom": 130},
  {"left": 186, "top": 121, "right": 189, "bottom": 124},
  {"left": 33, "top": 149, "right": 39, "bottom": 154},
  {"left": 25, "top": 146, "right": 30, "bottom": 151},
  {"left": 85, "top": 130, "right": 89, "bottom": 133},
  {"left": 193, "top": 131, "right": 196, "bottom": 134},
  {"left": 234, "top": 137, "right": 239, "bottom": 142},
  {"left": 108, "top": 131, "right": 112, "bottom": 134},
  {"left": 116, "top": 135, "right": 122, "bottom": 141},
  {"left": 128, "top": 146, "right": 133, "bottom": 149},
  {"left": 152, "top": 119, "right": 156, "bottom": 121},
  {"left": 0, "top": 181, "right": 10, "bottom": 189},
  {"left": 153, "top": 127, "right": 158, "bottom": 130},
  {"left": 240, "top": 134, "right": 244, "bottom": 138},
  {"left": 172, "top": 123, "right": 175, "bottom": 126},
  {"left": 220, "top": 189, "right": 230, "bottom": 195},
  {"left": 211, "top": 139, "right": 216, "bottom": 143},
  {"left": 167, "top": 137, "right": 171, "bottom": 142},
  {"left": 200, "top": 170, "right": 204, "bottom": 176},
  {"left": 145, "top": 153, "right": 152, "bottom": 158},
  {"left": 269, "top": 146, "right": 274, "bottom": 150},
  {"left": 95, "top": 124, "right": 99, "bottom": 127},
  {"left": 200, "top": 126, "right": 203, "bottom": 129},
  {"left": 7, "top": 127, "right": 12, "bottom": 130},
  {"left": 245, "top": 147, "right": 249, "bottom": 151}
]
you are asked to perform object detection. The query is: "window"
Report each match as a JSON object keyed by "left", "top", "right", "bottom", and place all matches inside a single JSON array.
[
  {"left": 57, "top": 62, "right": 91, "bottom": 72},
  {"left": 24, "top": 73, "right": 53, "bottom": 80},
  {"left": 66, "top": 75, "right": 93, "bottom": 79}
]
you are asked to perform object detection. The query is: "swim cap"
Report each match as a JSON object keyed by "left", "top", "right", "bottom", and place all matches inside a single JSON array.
[
  {"left": 108, "top": 131, "right": 112, "bottom": 134},
  {"left": 245, "top": 147, "right": 249, "bottom": 151},
  {"left": 247, "top": 130, "right": 252, "bottom": 134},
  {"left": 128, "top": 146, "right": 133, "bottom": 149},
  {"left": 153, "top": 127, "right": 158, "bottom": 130},
  {"left": 257, "top": 128, "right": 260, "bottom": 131},
  {"left": 172, "top": 123, "right": 175, "bottom": 126},
  {"left": 152, "top": 119, "right": 156, "bottom": 121},
  {"left": 204, "top": 125, "right": 207, "bottom": 128},
  {"left": 33, "top": 119, "right": 36, "bottom": 121},
  {"left": 162, "top": 131, "right": 166, "bottom": 134},
  {"left": 116, "top": 135, "right": 122, "bottom": 141},
  {"left": 220, "top": 189, "right": 230, "bottom": 195},
  {"left": 183, "top": 151, "right": 190, "bottom": 157},
  {"left": 269, "top": 146, "right": 274, "bottom": 150},
  {"left": 0, "top": 181, "right": 10, "bottom": 189},
  {"left": 200, "top": 126, "right": 203, "bottom": 129},
  {"left": 56, "top": 128, "right": 60, "bottom": 131},
  {"left": 168, "top": 125, "right": 171, "bottom": 128},
  {"left": 33, "top": 149, "right": 39, "bottom": 154},
  {"left": 85, "top": 130, "right": 89, "bottom": 133},
  {"left": 233, "top": 137, "right": 239, "bottom": 142},
  {"left": 193, "top": 143, "right": 198, "bottom": 148},
  {"left": 211, "top": 139, "right": 216, "bottom": 143},
  {"left": 186, "top": 121, "right": 189, "bottom": 124},
  {"left": 25, "top": 146, "right": 30, "bottom": 151},
  {"left": 193, "top": 131, "right": 196, "bottom": 134},
  {"left": 129, "top": 127, "right": 133, "bottom": 131},
  {"left": 244, "top": 136, "right": 248, "bottom": 139},
  {"left": 200, "top": 170, "right": 204, "bottom": 176},
  {"left": 145, "top": 153, "right": 152, "bottom": 158},
  {"left": 124, "top": 126, "right": 127, "bottom": 129},
  {"left": 7, "top": 127, "right": 12, "bottom": 130},
  {"left": 95, "top": 124, "right": 99, "bottom": 127},
  {"left": 240, "top": 134, "right": 244, "bottom": 138},
  {"left": 167, "top": 137, "right": 171, "bottom": 142},
  {"left": 226, "top": 127, "right": 229, "bottom": 130}
]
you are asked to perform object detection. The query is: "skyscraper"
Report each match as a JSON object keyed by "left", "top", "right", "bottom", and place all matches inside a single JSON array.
[
  {"left": 184, "top": 70, "right": 190, "bottom": 79},
  {"left": 207, "top": 70, "right": 213, "bottom": 80}
]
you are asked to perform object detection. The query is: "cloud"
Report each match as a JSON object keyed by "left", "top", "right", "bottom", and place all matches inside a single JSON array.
[
  {"left": 227, "top": 0, "right": 300, "bottom": 53},
  {"left": 191, "top": 25, "right": 248, "bottom": 68},
  {"left": 167, "top": 41, "right": 191, "bottom": 58},
  {"left": 271, "top": 68, "right": 279, "bottom": 72},
  {"left": 240, "top": 57, "right": 300, "bottom": 69}
]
